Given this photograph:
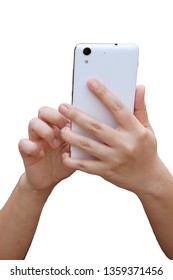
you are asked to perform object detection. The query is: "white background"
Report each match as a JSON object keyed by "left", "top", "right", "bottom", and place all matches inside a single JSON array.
[{"left": 0, "top": 0, "right": 173, "bottom": 278}]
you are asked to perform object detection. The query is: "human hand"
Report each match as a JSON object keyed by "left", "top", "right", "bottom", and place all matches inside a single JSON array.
[
  {"left": 59, "top": 79, "right": 159, "bottom": 195},
  {"left": 19, "top": 107, "right": 74, "bottom": 193}
]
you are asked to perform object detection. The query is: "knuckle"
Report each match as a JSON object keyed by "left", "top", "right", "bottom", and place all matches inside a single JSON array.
[
  {"left": 125, "top": 144, "right": 136, "bottom": 158},
  {"left": 103, "top": 168, "right": 112, "bottom": 178},
  {"left": 88, "top": 121, "right": 102, "bottom": 134},
  {"left": 79, "top": 138, "right": 90, "bottom": 150},
  {"left": 77, "top": 161, "right": 87, "bottom": 170},
  {"left": 69, "top": 108, "right": 79, "bottom": 122},
  {"left": 110, "top": 100, "right": 123, "bottom": 113},
  {"left": 123, "top": 136, "right": 143, "bottom": 158},
  {"left": 118, "top": 129, "right": 149, "bottom": 159},
  {"left": 136, "top": 127, "right": 148, "bottom": 143},
  {"left": 118, "top": 140, "right": 136, "bottom": 159}
]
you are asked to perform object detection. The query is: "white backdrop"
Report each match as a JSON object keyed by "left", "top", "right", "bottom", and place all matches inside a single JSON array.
[{"left": 0, "top": 0, "right": 173, "bottom": 278}]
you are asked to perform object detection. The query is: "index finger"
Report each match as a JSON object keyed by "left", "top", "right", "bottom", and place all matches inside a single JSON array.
[
  {"left": 87, "top": 78, "right": 137, "bottom": 130},
  {"left": 38, "top": 106, "right": 69, "bottom": 128}
]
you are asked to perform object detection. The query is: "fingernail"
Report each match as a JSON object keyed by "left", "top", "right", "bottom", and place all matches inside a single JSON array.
[
  {"left": 88, "top": 79, "right": 100, "bottom": 90},
  {"left": 59, "top": 104, "right": 70, "bottom": 115},
  {"left": 61, "top": 126, "right": 69, "bottom": 135}
]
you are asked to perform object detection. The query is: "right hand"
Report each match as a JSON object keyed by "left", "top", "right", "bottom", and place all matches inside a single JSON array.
[
  {"left": 19, "top": 106, "right": 75, "bottom": 193},
  {"left": 59, "top": 79, "right": 159, "bottom": 195}
]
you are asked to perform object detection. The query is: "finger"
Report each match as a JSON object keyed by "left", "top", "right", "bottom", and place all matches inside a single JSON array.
[
  {"left": 59, "top": 104, "right": 119, "bottom": 146},
  {"left": 38, "top": 106, "right": 69, "bottom": 128},
  {"left": 87, "top": 78, "right": 137, "bottom": 130},
  {"left": 19, "top": 139, "right": 44, "bottom": 159},
  {"left": 62, "top": 152, "right": 106, "bottom": 175},
  {"left": 134, "top": 86, "right": 153, "bottom": 130},
  {"left": 28, "top": 118, "right": 60, "bottom": 149},
  {"left": 61, "top": 126, "right": 111, "bottom": 160}
]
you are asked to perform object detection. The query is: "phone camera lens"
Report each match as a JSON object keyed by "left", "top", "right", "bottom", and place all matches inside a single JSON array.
[{"left": 83, "top": 47, "right": 91, "bottom": 55}]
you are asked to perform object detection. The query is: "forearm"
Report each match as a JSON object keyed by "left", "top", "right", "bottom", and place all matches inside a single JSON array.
[
  {"left": 136, "top": 159, "right": 173, "bottom": 259},
  {"left": 0, "top": 174, "right": 52, "bottom": 260}
]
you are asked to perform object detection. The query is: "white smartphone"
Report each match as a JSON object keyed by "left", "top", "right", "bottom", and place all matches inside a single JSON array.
[{"left": 71, "top": 43, "right": 139, "bottom": 158}]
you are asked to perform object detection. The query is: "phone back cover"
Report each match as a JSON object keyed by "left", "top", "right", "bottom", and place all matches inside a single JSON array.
[{"left": 71, "top": 43, "right": 139, "bottom": 158}]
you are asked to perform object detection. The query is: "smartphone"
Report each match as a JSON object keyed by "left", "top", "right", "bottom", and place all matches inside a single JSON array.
[{"left": 71, "top": 43, "right": 139, "bottom": 158}]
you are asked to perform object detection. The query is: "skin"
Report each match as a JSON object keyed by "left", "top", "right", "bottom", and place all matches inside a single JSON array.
[
  {"left": 0, "top": 79, "right": 172, "bottom": 260},
  {"left": 59, "top": 78, "right": 173, "bottom": 259},
  {"left": 0, "top": 107, "right": 74, "bottom": 260}
]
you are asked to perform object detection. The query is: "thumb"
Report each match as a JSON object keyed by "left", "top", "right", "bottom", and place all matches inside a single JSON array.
[{"left": 134, "top": 85, "right": 153, "bottom": 131}]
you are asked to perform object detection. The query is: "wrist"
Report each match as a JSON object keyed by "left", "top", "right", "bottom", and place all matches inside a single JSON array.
[
  {"left": 18, "top": 173, "right": 53, "bottom": 204},
  {"left": 135, "top": 157, "right": 173, "bottom": 200}
]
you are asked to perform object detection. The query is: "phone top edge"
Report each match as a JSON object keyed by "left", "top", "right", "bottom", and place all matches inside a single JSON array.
[
  {"left": 75, "top": 43, "right": 139, "bottom": 47},
  {"left": 74, "top": 43, "right": 139, "bottom": 53}
]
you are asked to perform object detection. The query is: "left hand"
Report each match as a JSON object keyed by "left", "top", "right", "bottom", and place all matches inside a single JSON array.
[
  {"left": 19, "top": 106, "right": 74, "bottom": 193},
  {"left": 59, "top": 79, "right": 159, "bottom": 194}
]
